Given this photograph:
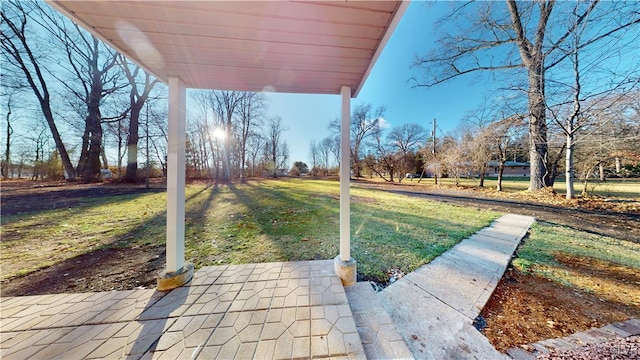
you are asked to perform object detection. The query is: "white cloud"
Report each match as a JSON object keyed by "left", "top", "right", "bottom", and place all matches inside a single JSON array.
[{"left": 377, "top": 117, "right": 391, "bottom": 129}]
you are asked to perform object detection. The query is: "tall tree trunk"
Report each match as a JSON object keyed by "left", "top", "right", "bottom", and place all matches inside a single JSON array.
[
  {"left": 125, "top": 102, "right": 142, "bottom": 181},
  {"left": 582, "top": 173, "right": 590, "bottom": 196},
  {"left": 599, "top": 162, "right": 605, "bottom": 181},
  {"left": 507, "top": 0, "right": 552, "bottom": 191},
  {"left": 43, "top": 106, "right": 75, "bottom": 180},
  {"left": 223, "top": 120, "right": 232, "bottom": 181},
  {"left": 4, "top": 105, "right": 12, "bottom": 180},
  {"left": 565, "top": 133, "right": 575, "bottom": 199},
  {"left": 77, "top": 126, "right": 91, "bottom": 175},
  {"left": 352, "top": 149, "right": 360, "bottom": 178},
  {"left": 240, "top": 142, "right": 247, "bottom": 182},
  {"left": 100, "top": 145, "right": 108, "bottom": 169},
  {"left": 117, "top": 119, "right": 123, "bottom": 178},
  {"left": 528, "top": 66, "right": 548, "bottom": 191},
  {"left": 497, "top": 161, "right": 505, "bottom": 191},
  {"left": 77, "top": 70, "right": 103, "bottom": 181},
  {"left": 545, "top": 150, "right": 562, "bottom": 188}
]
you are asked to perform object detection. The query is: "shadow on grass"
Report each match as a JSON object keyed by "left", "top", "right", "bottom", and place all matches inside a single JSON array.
[
  {"left": 368, "top": 183, "right": 640, "bottom": 243},
  {"left": 229, "top": 180, "right": 498, "bottom": 283},
  {"left": 3, "top": 179, "right": 499, "bottom": 291},
  {"left": 0, "top": 186, "right": 166, "bottom": 217},
  {"left": 1, "top": 184, "right": 220, "bottom": 288}
]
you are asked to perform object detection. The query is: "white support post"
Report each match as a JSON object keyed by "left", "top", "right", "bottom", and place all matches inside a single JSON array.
[
  {"left": 334, "top": 86, "right": 355, "bottom": 286},
  {"left": 340, "top": 86, "right": 351, "bottom": 262},
  {"left": 166, "top": 77, "right": 186, "bottom": 273}
]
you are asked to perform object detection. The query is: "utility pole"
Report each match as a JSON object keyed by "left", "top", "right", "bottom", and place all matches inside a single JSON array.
[{"left": 432, "top": 118, "right": 437, "bottom": 185}]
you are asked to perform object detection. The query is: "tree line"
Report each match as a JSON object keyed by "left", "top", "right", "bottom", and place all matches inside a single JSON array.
[
  {"left": 411, "top": 0, "right": 640, "bottom": 197},
  {"left": 2, "top": 0, "right": 639, "bottom": 197},
  {"left": 314, "top": 88, "right": 638, "bottom": 198},
  {"left": 300, "top": 1, "right": 640, "bottom": 199},
  {"left": 1, "top": 1, "right": 290, "bottom": 183},
  {"left": 186, "top": 90, "right": 290, "bottom": 181}
]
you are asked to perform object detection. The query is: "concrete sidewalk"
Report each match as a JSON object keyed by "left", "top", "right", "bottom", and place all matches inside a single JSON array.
[{"left": 378, "top": 214, "right": 535, "bottom": 359}]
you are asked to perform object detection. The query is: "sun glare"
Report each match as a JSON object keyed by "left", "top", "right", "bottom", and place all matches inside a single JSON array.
[{"left": 212, "top": 127, "right": 226, "bottom": 141}]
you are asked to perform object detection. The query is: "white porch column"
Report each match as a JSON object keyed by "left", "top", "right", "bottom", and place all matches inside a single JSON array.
[
  {"left": 334, "top": 86, "right": 356, "bottom": 286},
  {"left": 166, "top": 77, "right": 186, "bottom": 272},
  {"left": 340, "top": 86, "right": 351, "bottom": 261},
  {"left": 158, "top": 77, "right": 193, "bottom": 290}
]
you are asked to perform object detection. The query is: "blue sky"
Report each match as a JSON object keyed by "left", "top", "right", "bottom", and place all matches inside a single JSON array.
[{"left": 267, "top": 2, "right": 496, "bottom": 166}]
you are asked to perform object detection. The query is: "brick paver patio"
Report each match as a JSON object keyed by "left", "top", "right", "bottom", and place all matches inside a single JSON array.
[{"left": 1, "top": 260, "right": 366, "bottom": 359}]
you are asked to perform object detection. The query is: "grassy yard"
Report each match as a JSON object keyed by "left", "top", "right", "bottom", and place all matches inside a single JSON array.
[
  {"left": 409, "top": 176, "right": 640, "bottom": 199},
  {"left": 1, "top": 179, "right": 500, "bottom": 283},
  {"left": 514, "top": 222, "right": 640, "bottom": 307}
]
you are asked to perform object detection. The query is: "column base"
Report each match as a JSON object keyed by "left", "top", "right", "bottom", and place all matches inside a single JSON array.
[
  {"left": 157, "top": 263, "right": 194, "bottom": 291},
  {"left": 334, "top": 256, "right": 357, "bottom": 286}
]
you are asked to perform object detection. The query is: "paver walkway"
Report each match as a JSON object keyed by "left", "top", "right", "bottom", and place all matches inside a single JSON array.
[
  {"left": 378, "top": 213, "right": 535, "bottom": 359},
  {"left": 1, "top": 260, "right": 365, "bottom": 359},
  {"left": 345, "top": 282, "right": 413, "bottom": 359}
]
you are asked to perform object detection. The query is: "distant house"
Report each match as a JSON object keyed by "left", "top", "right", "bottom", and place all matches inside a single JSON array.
[
  {"left": 487, "top": 161, "right": 530, "bottom": 177},
  {"left": 262, "top": 168, "right": 289, "bottom": 178}
]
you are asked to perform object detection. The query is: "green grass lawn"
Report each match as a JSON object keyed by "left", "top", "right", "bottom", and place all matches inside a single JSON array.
[
  {"left": 429, "top": 176, "right": 640, "bottom": 199},
  {"left": 1, "top": 179, "right": 500, "bottom": 283},
  {"left": 513, "top": 221, "right": 640, "bottom": 306}
]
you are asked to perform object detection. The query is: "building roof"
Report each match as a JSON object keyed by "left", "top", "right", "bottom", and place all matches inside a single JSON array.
[
  {"left": 46, "top": 1, "right": 408, "bottom": 96},
  {"left": 487, "top": 161, "right": 530, "bottom": 167}
]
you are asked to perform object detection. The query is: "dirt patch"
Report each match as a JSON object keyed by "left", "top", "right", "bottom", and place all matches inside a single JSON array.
[
  {"left": 0, "top": 179, "right": 164, "bottom": 216},
  {"left": 0, "top": 245, "right": 165, "bottom": 297},
  {"left": 481, "top": 266, "right": 640, "bottom": 352}
]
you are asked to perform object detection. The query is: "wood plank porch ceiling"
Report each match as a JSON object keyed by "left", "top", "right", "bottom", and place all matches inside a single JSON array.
[{"left": 47, "top": 1, "right": 406, "bottom": 96}]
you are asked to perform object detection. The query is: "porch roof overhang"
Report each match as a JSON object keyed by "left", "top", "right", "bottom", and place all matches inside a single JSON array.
[{"left": 46, "top": 0, "right": 408, "bottom": 97}]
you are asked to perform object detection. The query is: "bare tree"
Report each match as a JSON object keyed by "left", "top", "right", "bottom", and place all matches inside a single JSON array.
[
  {"left": 365, "top": 125, "right": 397, "bottom": 182},
  {"left": 190, "top": 90, "right": 222, "bottom": 180},
  {"left": 575, "top": 93, "right": 640, "bottom": 193},
  {"left": 440, "top": 135, "right": 465, "bottom": 186},
  {"left": 545, "top": 3, "right": 640, "bottom": 198},
  {"left": 26, "top": 120, "right": 50, "bottom": 180},
  {"left": 318, "top": 137, "right": 332, "bottom": 169},
  {"left": 247, "top": 132, "right": 265, "bottom": 178},
  {"left": 278, "top": 141, "right": 290, "bottom": 171},
  {"left": 27, "top": 3, "right": 127, "bottom": 181},
  {"left": 327, "top": 135, "right": 340, "bottom": 169},
  {"left": 485, "top": 115, "right": 526, "bottom": 191},
  {"left": 103, "top": 109, "right": 128, "bottom": 178},
  {"left": 119, "top": 56, "right": 158, "bottom": 182},
  {"left": 148, "top": 105, "right": 168, "bottom": 178},
  {"left": 460, "top": 128, "right": 492, "bottom": 187},
  {"left": 329, "top": 103, "right": 385, "bottom": 178},
  {"left": 265, "top": 116, "right": 288, "bottom": 177},
  {"left": 388, "top": 123, "right": 425, "bottom": 155},
  {"left": 58, "top": 31, "right": 121, "bottom": 181},
  {"left": 1, "top": 1, "right": 75, "bottom": 179},
  {"left": 461, "top": 99, "right": 499, "bottom": 187},
  {"left": 212, "top": 91, "right": 243, "bottom": 181},
  {"left": 309, "top": 140, "right": 319, "bottom": 169},
  {"left": 388, "top": 123, "right": 425, "bottom": 181},
  {"left": 2, "top": 92, "right": 15, "bottom": 179},
  {"left": 237, "top": 92, "right": 266, "bottom": 181},
  {"left": 412, "top": 1, "right": 640, "bottom": 191}
]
